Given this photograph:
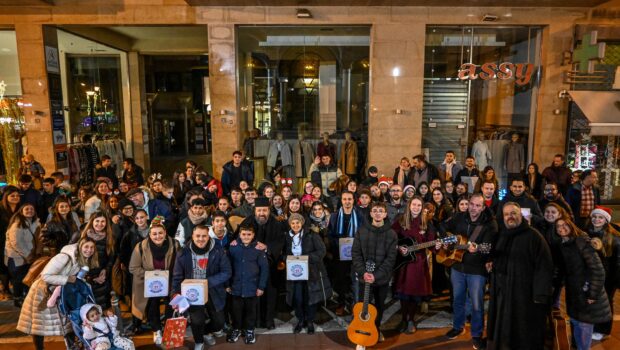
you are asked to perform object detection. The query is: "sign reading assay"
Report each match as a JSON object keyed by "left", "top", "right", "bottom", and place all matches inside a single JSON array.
[{"left": 457, "top": 62, "right": 535, "bottom": 86}]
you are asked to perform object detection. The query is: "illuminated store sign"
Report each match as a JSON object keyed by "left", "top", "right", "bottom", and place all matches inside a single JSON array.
[{"left": 457, "top": 62, "right": 535, "bottom": 86}]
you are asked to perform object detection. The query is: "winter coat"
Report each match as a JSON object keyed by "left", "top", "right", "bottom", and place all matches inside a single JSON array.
[
  {"left": 294, "top": 141, "right": 315, "bottom": 178},
  {"left": 566, "top": 183, "right": 601, "bottom": 219},
  {"left": 84, "top": 195, "right": 104, "bottom": 222},
  {"left": 497, "top": 192, "right": 543, "bottom": 226},
  {"left": 392, "top": 216, "right": 435, "bottom": 297},
  {"left": 95, "top": 165, "right": 119, "bottom": 189},
  {"left": 538, "top": 195, "right": 574, "bottom": 219},
  {"left": 559, "top": 236, "right": 612, "bottom": 324},
  {"left": 119, "top": 225, "right": 148, "bottom": 267},
  {"left": 20, "top": 187, "right": 41, "bottom": 207},
  {"left": 283, "top": 231, "right": 332, "bottom": 306},
  {"left": 587, "top": 226, "right": 620, "bottom": 290},
  {"left": 0, "top": 204, "right": 17, "bottom": 272},
  {"left": 351, "top": 222, "right": 398, "bottom": 287},
  {"left": 542, "top": 163, "right": 572, "bottom": 196},
  {"left": 38, "top": 190, "right": 59, "bottom": 221},
  {"left": 122, "top": 165, "right": 144, "bottom": 187},
  {"left": 525, "top": 172, "right": 544, "bottom": 200},
  {"left": 41, "top": 213, "right": 81, "bottom": 255},
  {"left": 88, "top": 236, "right": 116, "bottom": 308},
  {"left": 208, "top": 227, "right": 234, "bottom": 251},
  {"left": 221, "top": 160, "right": 254, "bottom": 196},
  {"left": 5, "top": 219, "right": 40, "bottom": 266},
  {"left": 267, "top": 140, "right": 293, "bottom": 168},
  {"left": 392, "top": 167, "right": 413, "bottom": 188},
  {"left": 471, "top": 141, "right": 492, "bottom": 170},
  {"left": 440, "top": 208, "right": 498, "bottom": 276},
  {"left": 172, "top": 239, "right": 232, "bottom": 311},
  {"left": 386, "top": 200, "right": 406, "bottom": 225},
  {"left": 487, "top": 221, "right": 554, "bottom": 350},
  {"left": 338, "top": 140, "right": 358, "bottom": 175},
  {"left": 503, "top": 142, "right": 524, "bottom": 173},
  {"left": 454, "top": 167, "right": 480, "bottom": 186},
  {"left": 17, "top": 244, "right": 82, "bottom": 336},
  {"left": 239, "top": 215, "right": 287, "bottom": 266},
  {"left": 438, "top": 161, "right": 464, "bottom": 183},
  {"left": 128, "top": 236, "right": 176, "bottom": 320},
  {"left": 412, "top": 164, "right": 440, "bottom": 188},
  {"left": 309, "top": 163, "right": 343, "bottom": 198},
  {"left": 174, "top": 215, "right": 209, "bottom": 248},
  {"left": 228, "top": 239, "right": 269, "bottom": 298},
  {"left": 327, "top": 208, "right": 364, "bottom": 260},
  {"left": 230, "top": 203, "right": 254, "bottom": 218}
]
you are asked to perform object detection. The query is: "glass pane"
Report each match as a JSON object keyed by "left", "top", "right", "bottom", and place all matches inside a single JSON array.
[
  {"left": 0, "top": 30, "right": 22, "bottom": 97},
  {"left": 237, "top": 25, "right": 370, "bottom": 142}
]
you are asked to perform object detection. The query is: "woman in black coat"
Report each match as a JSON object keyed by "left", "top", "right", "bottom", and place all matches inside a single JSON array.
[
  {"left": 284, "top": 213, "right": 332, "bottom": 335},
  {"left": 526, "top": 163, "right": 544, "bottom": 200},
  {"left": 40, "top": 196, "right": 81, "bottom": 255},
  {"left": 556, "top": 218, "right": 612, "bottom": 350}
]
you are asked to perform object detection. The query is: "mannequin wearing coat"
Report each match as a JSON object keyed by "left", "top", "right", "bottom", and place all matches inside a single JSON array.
[
  {"left": 294, "top": 133, "right": 315, "bottom": 192},
  {"left": 471, "top": 133, "right": 492, "bottom": 170},
  {"left": 338, "top": 132, "right": 358, "bottom": 178},
  {"left": 267, "top": 132, "right": 293, "bottom": 177}
]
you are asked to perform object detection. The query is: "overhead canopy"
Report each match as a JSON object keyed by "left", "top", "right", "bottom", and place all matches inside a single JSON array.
[{"left": 569, "top": 91, "right": 620, "bottom": 136}]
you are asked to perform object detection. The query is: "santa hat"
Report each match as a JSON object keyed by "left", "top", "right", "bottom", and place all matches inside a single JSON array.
[
  {"left": 378, "top": 176, "right": 392, "bottom": 187},
  {"left": 591, "top": 206, "right": 612, "bottom": 223}
]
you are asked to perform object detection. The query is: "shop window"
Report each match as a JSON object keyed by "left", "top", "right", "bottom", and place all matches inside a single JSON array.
[
  {"left": 0, "top": 30, "right": 26, "bottom": 184},
  {"left": 423, "top": 26, "right": 542, "bottom": 190},
  {"left": 237, "top": 26, "right": 370, "bottom": 179}
]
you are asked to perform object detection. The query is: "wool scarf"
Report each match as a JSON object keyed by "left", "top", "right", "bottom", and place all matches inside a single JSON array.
[
  {"left": 337, "top": 208, "right": 358, "bottom": 238},
  {"left": 188, "top": 210, "right": 208, "bottom": 225},
  {"left": 86, "top": 228, "right": 106, "bottom": 242}
]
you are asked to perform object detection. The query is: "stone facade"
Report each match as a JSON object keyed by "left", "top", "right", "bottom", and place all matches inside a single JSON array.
[{"left": 1, "top": 2, "right": 618, "bottom": 177}]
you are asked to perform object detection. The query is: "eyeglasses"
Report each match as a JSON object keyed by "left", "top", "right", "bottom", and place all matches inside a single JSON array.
[{"left": 371, "top": 209, "right": 386, "bottom": 214}]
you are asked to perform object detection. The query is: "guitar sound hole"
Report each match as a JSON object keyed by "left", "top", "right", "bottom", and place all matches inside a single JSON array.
[{"left": 359, "top": 312, "right": 370, "bottom": 322}]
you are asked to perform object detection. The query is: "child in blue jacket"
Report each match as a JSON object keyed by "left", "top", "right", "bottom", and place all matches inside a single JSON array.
[{"left": 226, "top": 225, "right": 269, "bottom": 344}]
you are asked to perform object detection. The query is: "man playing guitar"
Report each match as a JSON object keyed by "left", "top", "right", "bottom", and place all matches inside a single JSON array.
[{"left": 437, "top": 194, "right": 498, "bottom": 350}]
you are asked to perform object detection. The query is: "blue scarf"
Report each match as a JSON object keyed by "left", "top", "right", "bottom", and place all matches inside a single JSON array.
[{"left": 337, "top": 207, "right": 358, "bottom": 238}]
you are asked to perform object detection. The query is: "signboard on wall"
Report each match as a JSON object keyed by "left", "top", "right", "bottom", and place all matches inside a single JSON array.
[{"left": 457, "top": 62, "right": 535, "bottom": 86}]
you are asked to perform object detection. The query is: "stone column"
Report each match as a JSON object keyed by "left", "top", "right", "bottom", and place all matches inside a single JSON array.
[
  {"left": 15, "top": 24, "right": 56, "bottom": 173},
  {"left": 208, "top": 24, "right": 239, "bottom": 179},
  {"left": 128, "top": 52, "right": 150, "bottom": 174},
  {"left": 367, "top": 23, "right": 425, "bottom": 175}
]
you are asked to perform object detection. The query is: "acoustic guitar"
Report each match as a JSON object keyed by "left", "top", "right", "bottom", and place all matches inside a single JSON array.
[
  {"left": 394, "top": 235, "right": 458, "bottom": 270},
  {"left": 347, "top": 260, "right": 378, "bottom": 349},
  {"left": 435, "top": 235, "right": 491, "bottom": 267}
]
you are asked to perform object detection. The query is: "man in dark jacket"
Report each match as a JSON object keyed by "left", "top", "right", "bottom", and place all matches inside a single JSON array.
[
  {"left": 440, "top": 194, "right": 497, "bottom": 349},
  {"left": 18, "top": 174, "right": 41, "bottom": 207},
  {"left": 230, "top": 187, "right": 257, "bottom": 218},
  {"left": 238, "top": 197, "right": 287, "bottom": 329},
  {"left": 542, "top": 154, "right": 572, "bottom": 196},
  {"left": 411, "top": 154, "right": 440, "bottom": 188},
  {"left": 95, "top": 155, "right": 118, "bottom": 189},
  {"left": 455, "top": 156, "right": 480, "bottom": 185},
  {"left": 538, "top": 181, "right": 574, "bottom": 219},
  {"left": 172, "top": 225, "right": 232, "bottom": 349},
  {"left": 127, "top": 188, "right": 176, "bottom": 235},
  {"left": 386, "top": 184, "right": 406, "bottom": 224},
  {"left": 221, "top": 150, "right": 254, "bottom": 197},
  {"left": 497, "top": 177, "right": 543, "bottom": 226},
  {"left": 487, "top": 202, "right": 553, "bottom": 350},
  {"left": 38, "top": 177, "right": 60, "bottom": 220},
  {"left": 351, "top": 201, "right": 397, "bottom": 342},
  {"left": 566, "top": 169, "right": 601, "bottom": 229},
  {"left": 480, "top": 180, "right": 500, "bottom": 215}
]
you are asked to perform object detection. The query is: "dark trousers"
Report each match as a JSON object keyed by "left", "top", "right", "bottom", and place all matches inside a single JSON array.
[
  {"left": 358, "top": 283, "right": 389, "bottom": 329},
  {"left": 231, "top": 295, "right": 258, "bottom": 330},
  {"left": 146, "top": 297, "right": 172, "bottom": 332},
  {"left": 7, "top": 258, "right": 29, "bottom": 299},
  {"left": 330, "top": 260, "right": 353, "bottom": 305},
  {"left": 292, "top": 281, "right": 317, "bottom": 323},
  {"left": 258, "top": 272, "right": 278, "bottom": 327},
  {"left": 188, "top": 299, "right": 225, "bottom": 344}
]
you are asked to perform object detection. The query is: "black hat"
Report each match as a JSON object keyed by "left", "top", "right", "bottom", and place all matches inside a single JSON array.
[
  {"left": 118, "top": 198, "right": 135, "bottom": 210},
  {"left": 191, "top": 198, "right": 208, "bottom": 207},
  {"left": 254, "top": 197, "right": 270, "bottom": 208}
]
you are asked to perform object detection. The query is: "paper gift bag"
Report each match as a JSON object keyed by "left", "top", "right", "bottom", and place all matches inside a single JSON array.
[
  {"left": 181, "top": 279, "right": 209, "bottom": 305},
  {"left": 286, "top": 255, "right": 309, "bottom": 281},
  {"left": 144, "top": 270, "right": 169, "bottom": 298},
  {"left": 162, "top": 314, "right": 187, "bottom": 349},
  {"left": 339, "top": 238, "right": 354, "bottom": 261}
]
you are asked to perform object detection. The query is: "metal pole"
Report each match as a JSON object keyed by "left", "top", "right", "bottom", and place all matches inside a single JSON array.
[{"left": 184, "top": 104, "right": 189, "bottom": 157}]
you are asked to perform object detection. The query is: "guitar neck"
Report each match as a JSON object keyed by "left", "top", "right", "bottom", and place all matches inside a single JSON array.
[
  {"left": 408, "top": 239, "right": 441, "bottom": 252},
  {"left": 362, "top": 282, "right": 371, "bottom": 315}
]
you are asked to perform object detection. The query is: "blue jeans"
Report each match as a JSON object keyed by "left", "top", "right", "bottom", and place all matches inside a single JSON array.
[
  {"left": 451, "top": 269, "right": 486, "bottom": 337},
  {"left": 570, "top": 319, "right": 593, "bottom": 350}
]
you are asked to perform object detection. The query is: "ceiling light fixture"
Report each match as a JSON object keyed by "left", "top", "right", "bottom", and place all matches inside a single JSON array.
[{"left": 296, "top": 8, "right": 312, "bottom": 19}]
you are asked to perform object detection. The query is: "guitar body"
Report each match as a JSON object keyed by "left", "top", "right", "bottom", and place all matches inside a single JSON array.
[
  {"left": 435, "top": 235, "right": 468, "bottom": 267},
  {"left": 347, "top": 302, "right": 379, "bottom": 348},
  {"left": 394, "top": 237, "right": 417, "bottom": 270}
]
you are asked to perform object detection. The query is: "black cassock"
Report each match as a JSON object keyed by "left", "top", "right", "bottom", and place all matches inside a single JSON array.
[{"left": 487, "top": 221, "right": 553, "bottom": 350}]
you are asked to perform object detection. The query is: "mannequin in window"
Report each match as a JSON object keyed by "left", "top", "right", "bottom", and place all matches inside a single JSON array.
[
  {"left": 338, "top": 131, "right": 358, "bottom": 179},
  {"left": 294, "top": 131, "right": 315, "bottom": 192},
  {"left": 267, "top": 132, "right": 293, "bottom": 175},
  {"left": 471, "top": 132, "right": 492, "bottom": 170},
  {"left": 317, "top": 132, "right": 336, "bottom": 162},
  {"left": 504, "top": 132, "right": 525, "bottom": 188}
]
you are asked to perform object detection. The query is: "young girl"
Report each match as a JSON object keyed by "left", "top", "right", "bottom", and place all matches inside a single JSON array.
[
  {"left": 226, "top": 225, "right": 268, "bottom": 344},
  {"left": 81, "top": 303, "right": 134, "bottom": 350}
]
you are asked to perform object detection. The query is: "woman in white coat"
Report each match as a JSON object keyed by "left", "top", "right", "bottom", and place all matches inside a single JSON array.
[{"left": 17, "top": 238, "right": 98, "bottom": 350}]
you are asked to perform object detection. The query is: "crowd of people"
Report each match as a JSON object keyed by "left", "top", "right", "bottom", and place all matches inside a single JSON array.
[{"left": 0, "top": 149, "right": 618, "bottom": 350}]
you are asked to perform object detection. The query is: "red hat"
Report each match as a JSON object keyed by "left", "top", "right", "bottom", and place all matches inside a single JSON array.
[
  {"left": 378, "top": 176, "right": 392, "bottom": 187},
  {"left": 591, "top": 205, "right": 612, "bottom": 223}
]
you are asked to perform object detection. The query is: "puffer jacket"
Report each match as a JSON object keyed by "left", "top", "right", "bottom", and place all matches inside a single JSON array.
[
  {"left": 228, "top": 239, "right": 269, "bottom": 298},
  {"left": 351, "top": 222, "right": 398, "bottom": 286},
  {"left": 309, "top": 163, "right": 342, "bottom": 198},
  {"left": 18, "top": 244, "right": 82, "bottom": 336},
  {"left": 559, "top": 236, "right": 612, "bottom": 324},
  {"left": 5, "top": 219, "right": 40, "bottom": 266}
]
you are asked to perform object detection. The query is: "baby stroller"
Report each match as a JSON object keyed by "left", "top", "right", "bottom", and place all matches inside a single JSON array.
[{"left": 56, "top": 279, "right": 125, "bottom": 350}]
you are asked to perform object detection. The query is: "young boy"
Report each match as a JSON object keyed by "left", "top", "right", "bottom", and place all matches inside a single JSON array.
[
  {"left": 80, "top": 303, "right": 134, "bottom": 350},
  {"left": 226, "top": 225, "right": 269, "bottom": 344}
]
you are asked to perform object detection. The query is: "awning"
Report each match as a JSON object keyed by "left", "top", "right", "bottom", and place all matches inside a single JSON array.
[{"left": 568, "top": 91, "right": 620, "bottom": 136}]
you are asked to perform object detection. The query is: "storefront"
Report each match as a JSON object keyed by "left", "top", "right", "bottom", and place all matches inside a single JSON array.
[{"left": 0, "top": 29, "right": 26, "bottom": 185}]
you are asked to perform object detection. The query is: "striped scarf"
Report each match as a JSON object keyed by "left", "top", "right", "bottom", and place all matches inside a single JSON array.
[{"left": 337, "top": 208, "right": 358, "bottom": 238}]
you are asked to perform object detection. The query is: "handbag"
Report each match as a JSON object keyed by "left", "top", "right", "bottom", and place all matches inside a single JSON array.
[
  {"left": 23, "top": 256, "right": 52, "bottom": 287},
  {"left": 162, "top": 312, "right": 187, "bottom": 349}
]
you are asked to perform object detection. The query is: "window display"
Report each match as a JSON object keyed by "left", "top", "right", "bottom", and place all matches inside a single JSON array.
[
  {"left": 237, "top": 26, "right": 370, "bottom": 183},
  {"left": 423, "top": 26, "right": 542, "bottom": 189}
]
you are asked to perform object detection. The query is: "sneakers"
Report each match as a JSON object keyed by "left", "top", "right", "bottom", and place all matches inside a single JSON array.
[
  {"left": 245, "top": 330, "right": 256, "bottom": 344},
  {"left": 227, "top": 329, "right": 242, "bottom": 343},
  {"left": 153, "top": 330, "right": 163, "bottom": 345},
  {"left": 307, "top": 323, "right": 315, "bottom": 335},
  {"left": 405, "top": 321, "right": 416, "bottom": 335},
  {"left": 472, "top": 337, "right": 486, "bottom": 349},
  {"left": 445, "top": 328, "right": 465, "bottom": 339},
  {"left": 213, "top": 330, "right": 225, "bottom": 338},
  {"left": 592, "top": 332, "right": 604, "bottom": 341},
  {"left": 204, "top": 334, "right": 216, "bottom": 346}
]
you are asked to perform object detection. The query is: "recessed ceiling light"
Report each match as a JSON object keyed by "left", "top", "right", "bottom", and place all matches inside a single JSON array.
[
  {"left": 504, "top": 13, "right": 513, "bottom": 17},
  {"left": 1, "top": 48, "right": 10, "bottom": 52}
]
